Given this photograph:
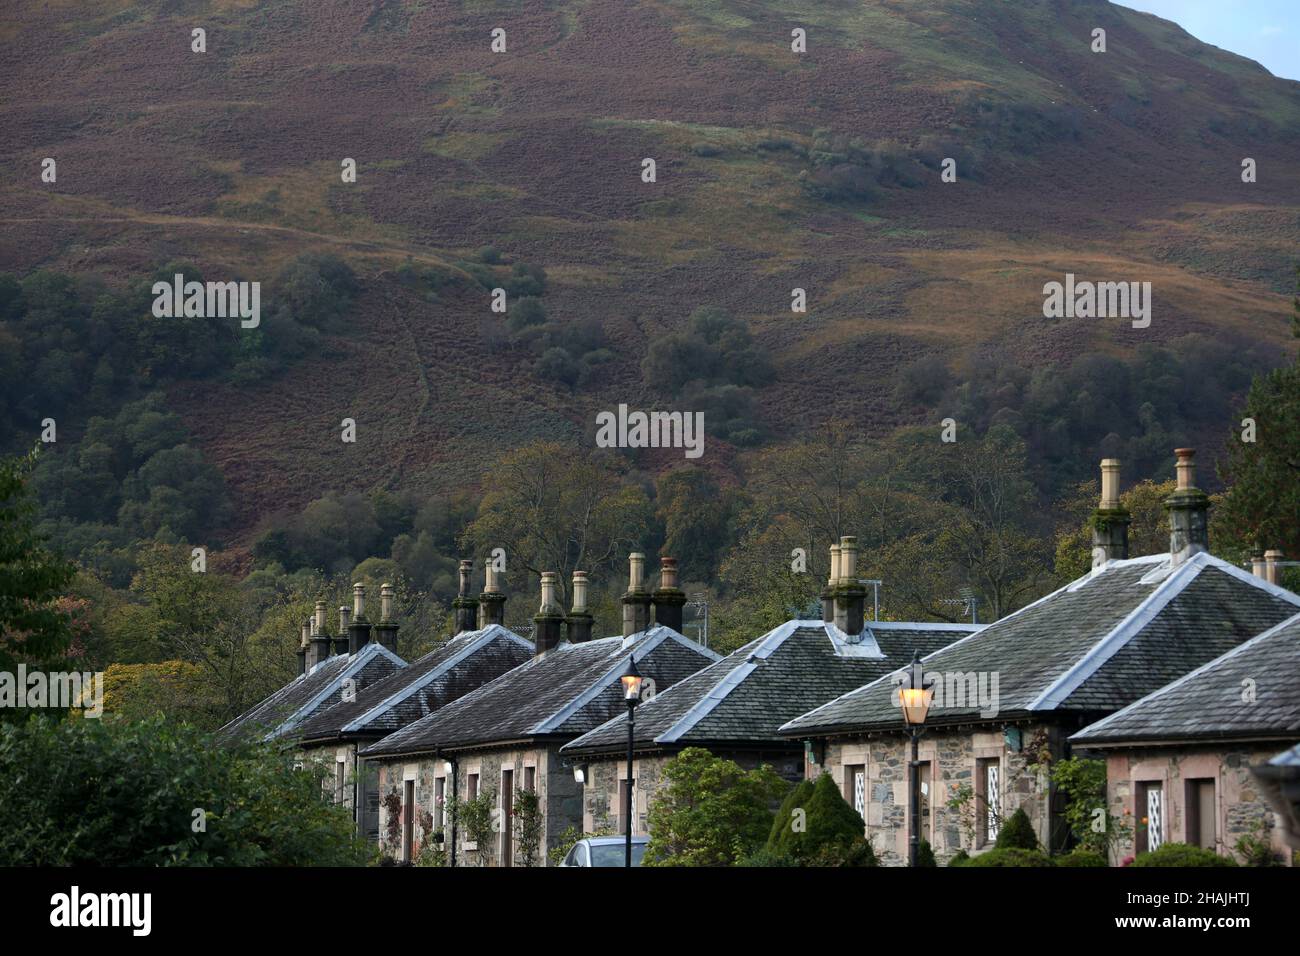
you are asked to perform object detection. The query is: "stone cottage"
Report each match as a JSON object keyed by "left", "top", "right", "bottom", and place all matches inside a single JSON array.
[
  {"left": 562, "top": 540, "right": 980, "bottom": 837},
  {"left": 779, "top": 452, "right": 1300, "bottom": 865},
  {"left": 214, "top": 583, "right": 406, "bottom": 748},
  {"left": 359, "top": 554, "right": 720, "bottom": 865},
  {"left": 1071, "top": 611, "right": 1300, "bottom": 865},
  {"left": 296, "top": 561, "right": 533, "bottom": 841}
]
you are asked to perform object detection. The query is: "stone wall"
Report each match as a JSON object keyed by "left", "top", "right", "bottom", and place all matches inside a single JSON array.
[
  {"left": 581, "top": 749, "right": 804, "bottom": 836},
  {"left": 373, "top": 744, "right": 583, "bottom": 866},
  {"left": 818, "top": 722, "right": 1062, "bottom": 865},
  {"left": 1101, "top": 744, "right": 1294, "bottom": 866}
]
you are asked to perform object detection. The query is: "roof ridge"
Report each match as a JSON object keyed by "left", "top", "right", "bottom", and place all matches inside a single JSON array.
[
  {"left": 1031, "top": 550, "right": 1300, "bottom": 712},
  {"left": 654, "top": 620, "right": 809, "bottom": 743},
  {"left": 339, "top": 627, "right": 523, "bottom": 733},
  {"left": 276, "top": 642, "right": 405, "bottom": 739},
  {"left": 530, "top": 630, "right": 675, "bottom": 735},
  {"left": 1028, "top": 554, "right": 1208, "bottom": 711},
  {"left": 1072, "top": 610, "right": 1300, "bottom": 741}
]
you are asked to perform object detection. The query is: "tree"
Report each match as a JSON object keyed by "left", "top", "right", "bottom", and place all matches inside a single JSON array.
[
  {"left": 1053, "top": 478, "right": 1177, "bottom": 583},
  {"left": 644, "top": 748, "right": 788, "bottom": 867},
  {"left": 995, "top": 807, "right": 1039, "bottom": 850},
  {"left": 463, "top": 442, "right": 653, "bottom": 611},
  {"left": 0, "top": 450, "right": 77, "bottom": 677},
  {"left": 0, "top": 715, "right": 372, "bottom": 866},
  {"left": 766, "top": 772, "right": 877, "bottom": 866},
  {"left": 1218, "top": 365, "right": 1300, "bottom": 560},
  {"left": 655, "top": 467, "right": 735, "bottom": 584}
]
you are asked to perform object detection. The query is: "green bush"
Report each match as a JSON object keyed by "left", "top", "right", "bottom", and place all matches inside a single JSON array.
[
  {"left": 0, "top": 715, "right": 372, "bottom": 865},
  {"left": 962, "top": 847, "right": 1054, "bottom": 867},
  {"left": 948, "top": 848, "right": 970, "bottom": 866},
  {"left": 738, "top": 846, "right": 798, "bottom": 867},
  {"left": 1130, "top": 843, "right": 1237, "bottom": 867},
  {"left": 916, "top": 839, "right": 937, "bottom": 867},
  {"left": 995, "top": 807, "right": 1039, "bottom": 850},
  {"left": 1056, "top": 847, "right": 1108, "bottom": 867},
  {"left": 644, "top": 748, "right": 788, "bottom": 867},
  {"left": 767, "top": 773, "right": 877, "bottom": 866},
  {"left": 767, "top": 779, "right": 813, "bottom": 848}
]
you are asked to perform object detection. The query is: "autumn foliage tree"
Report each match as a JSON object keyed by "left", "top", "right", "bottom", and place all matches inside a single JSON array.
[{"left": 0, "top": 450, "right": 77, "bottom": 679}]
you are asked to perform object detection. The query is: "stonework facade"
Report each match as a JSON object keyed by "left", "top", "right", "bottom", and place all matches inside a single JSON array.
[
  {"left": 580, "top": 750, "right": 804, "bottom": 836},
  {"left": 1101, "top": 744, "right": 1295, "bottom": 866},
  {"left": 373, "top": 744, "right": 583, "bottom": 866},
  {"left": 815, "top": 722, "right": 1065, "bottom": 865},
  {"left": 300, "top": 743, "right": 382, "bottom": 841}
]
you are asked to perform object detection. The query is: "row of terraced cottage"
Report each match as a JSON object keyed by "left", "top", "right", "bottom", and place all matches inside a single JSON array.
[{"left": 217, "top": 449, "right": 1300, "bottom": 866}]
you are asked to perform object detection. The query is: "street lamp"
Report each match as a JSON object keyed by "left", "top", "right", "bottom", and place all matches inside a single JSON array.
[
  {"left": 898, "top": 650, "right": 933, "bottom": 867},
  {"left": 620, "top": 656, "right": 644, "bottom": 868}
]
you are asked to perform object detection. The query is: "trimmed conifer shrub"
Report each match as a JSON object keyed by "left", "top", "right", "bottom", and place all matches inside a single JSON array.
[
  {"left": 995, "top": 807, "right": 1039, "bottom": 850},
  {"left": 916, "top": 839, "right": 937, "bottom": 867},
  {"left": 766, "top": 773, "right": 877, "bottom": 866}
]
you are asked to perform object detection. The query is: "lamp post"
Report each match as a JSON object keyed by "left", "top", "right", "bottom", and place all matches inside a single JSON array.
[
  {"left": 620, "top": 656, "right": 644, "bottom": 867},
  {"left": 898, "top": 650, "right": 933, "bottom": 867}
]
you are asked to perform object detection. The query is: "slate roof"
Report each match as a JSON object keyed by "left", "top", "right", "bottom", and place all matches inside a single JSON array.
[
  {"left": 215, "top": 641, "right": 406, "bottom": 745},
  {"left": 780, "top": 552, "right": 1300, "bottom": 738},
  {"left": 1071, "top": 612, "right": 1300, "bottom": 746},
  {"left": 562, "top": 619, "right": 978, "bottom": 757},
  {"left": 297, "top": 625, "right": 534, "bottom": 745},
  {"left": 360, "top": 626, "right": 720, "bottom": 759}
]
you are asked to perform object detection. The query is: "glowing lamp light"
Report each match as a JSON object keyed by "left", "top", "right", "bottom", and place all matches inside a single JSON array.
[{"left": 621, "top": 657, "right": 644, "bottom": 704}]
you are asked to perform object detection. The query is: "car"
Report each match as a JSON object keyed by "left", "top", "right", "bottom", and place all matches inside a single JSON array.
[{"left": 558, "top": 835, "right": 649, "bottom": 867}]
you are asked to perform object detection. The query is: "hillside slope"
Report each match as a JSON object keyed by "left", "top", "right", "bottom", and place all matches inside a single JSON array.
[{"left": 1, "top": 0, "right": 1297, "bottom": 540}]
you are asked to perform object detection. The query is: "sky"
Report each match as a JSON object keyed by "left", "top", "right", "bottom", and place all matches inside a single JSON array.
[{"left": 1118, "top": 1, "right": 1298, "bottom": 80}]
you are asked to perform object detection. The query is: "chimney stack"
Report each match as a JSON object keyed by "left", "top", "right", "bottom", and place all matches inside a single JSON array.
[
  {"left": 306, "top": 614, "right": 331, "bottom": 671},
  {"left": 832, "top": 536, "right": 866, "bottom": 636},
  {"left": 1251, "top": 548, "right": 1267, "bottom": 580},
  {"left": 296, "top": 622, "right": 309, "bottom": 677},
  {"left": 314, "top": 600, "right": 333, "bottom": 658},
  {"left": 1264, "top": 549, "right": 1284, "bottom": 586},
  {"left": 621, "top": 552, "right": 652, "bottom": 637},
  {"left": 452, "top": 560, "right": 480, "bottom": 634},
  {"left": 373, "top": 583, "right": 399, "bottom": 652},
  {"left": 335, "top": 606, "right": 351, "bottom": 655},
  {"left": 652, "top": 557, "right": 687, "bottom": 634},
  {"left": 565, "top": 570, "right": 594, "bottom": 644},
  {"left": 822, "top": 543, "right": 840, "bottom": 623},
  {"left": 1164, "top": 448, "right": 1210, "bottom": 566},
  {"left": 1091, "top": 459, "right": 1130, "bottom": 568},
  {"left": 348, "top": 583, "right": 372, "bottom": 653},
  {"left": 534, "top": 572, "right": 564, "bottom": 656},
  {"left": 477, "top": 558, "right": 507, "bottom": 628}
]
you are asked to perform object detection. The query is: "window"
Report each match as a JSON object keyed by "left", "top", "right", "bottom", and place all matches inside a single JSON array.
[
  {"left": 402, "top": 779, "right": 415, "bottom": 863},
  {"left": 1137, "top": 782, "right": 1164, "bottom": 853},
  {"left": 434, "top": 777, "right": 446, "bottom": 835},
  {"left": 335, "top": 760, "right": 346, "bottom": 805},
  {"left": 976, "top": 758, "right": 1000, "bottom": 847},
  {"left": 844, "top": 764, "right": 866, "bottom": 822},
  {"left": 619, "top": 778, "right": 636, "bottom": 835},
  {"left": 1185, "top": 779, "right": 1216, "bottom": 850},
  {"left": 467, "top": 772, "right": 479, "bottom": 802},
  {"left": 524, "top": 766, "right": 536, "bottom": 792}
]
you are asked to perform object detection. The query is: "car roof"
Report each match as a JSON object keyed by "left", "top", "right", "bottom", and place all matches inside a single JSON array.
[{"left": 583, "top": 835, "right": 648, "bottom": 846}]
